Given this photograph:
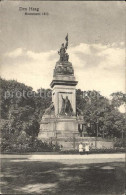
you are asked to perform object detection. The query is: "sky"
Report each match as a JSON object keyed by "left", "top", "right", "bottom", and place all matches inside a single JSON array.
[{"left": 0, "top": 1, "right": 125, "bottom": 98}]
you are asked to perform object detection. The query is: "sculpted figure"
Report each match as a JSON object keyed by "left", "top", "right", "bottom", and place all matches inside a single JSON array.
[
  {"left": 60, "top": 95, "right": 65, "bottom": 114},
  {"left": 44, "top": 102, "right": 55, "bottom": 115},
  {"left": 58, "top": 34, "right": 69, "bottom": 62},
  {"left": 58, "top": 43, "right": 66, "bottom": 62},
  {"left": 64, "top": 53, "right": 69, "bottom": 61},
  {"left": 60, "top": 95, "right": 73, "bottom": 115}
]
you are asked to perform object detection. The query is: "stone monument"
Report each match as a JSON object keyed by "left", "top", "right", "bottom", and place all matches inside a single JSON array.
[{"left": 38, "top": 34, "right": 84, "bottom": 149}]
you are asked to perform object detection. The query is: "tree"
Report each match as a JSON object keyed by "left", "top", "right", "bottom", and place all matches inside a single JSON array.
[
  {"left": 0, "top": 78, "right": 52, "bottom": 152},
  {"left": 76, "top": 89, "right": 126, "bottom": 138},
  {"left": 111, "top": 92, "right": 126, "bottom": 108}
]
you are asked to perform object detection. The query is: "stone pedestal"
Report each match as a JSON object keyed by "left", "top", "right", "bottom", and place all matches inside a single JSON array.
[{"left": 38, "top": 115, "right": 82, "bottom": 139}]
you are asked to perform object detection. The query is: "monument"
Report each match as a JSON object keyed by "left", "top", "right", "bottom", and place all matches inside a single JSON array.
[{"left": 38, "top": 34, "right": 84, "bottom": 149}]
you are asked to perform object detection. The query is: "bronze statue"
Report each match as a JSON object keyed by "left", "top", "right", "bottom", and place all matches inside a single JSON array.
[
  {"left": 58, "top": 34, "right": 69, "bottom": 62},
  {"left": 60, "top": 95, "right": 73, "bottom": 115}
]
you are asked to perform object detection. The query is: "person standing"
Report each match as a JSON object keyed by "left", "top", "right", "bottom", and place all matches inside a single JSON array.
[
  {"left": 85, "top": 143, "right": 90, "bottom": 155},
  {"left": 79, "top": 143, "right": 83, "bottom": 155}
]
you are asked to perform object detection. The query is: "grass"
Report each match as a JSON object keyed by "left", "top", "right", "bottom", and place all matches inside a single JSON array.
[{"left": 1, "top": 158, "right": 125, "bottom": 195}]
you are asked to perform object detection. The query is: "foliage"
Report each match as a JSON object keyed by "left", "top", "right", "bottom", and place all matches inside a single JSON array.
[
  {"left": 0, "top": 78, "right": 52, "bottom": 152},
  {"left": 114, "top": 138, "right": 126, "bottom": 148},
  {"left": 76, "top": 89, "right": 126, "bottom": 138},
  {"left": 110, "top": 92, "right": 126, "bottom": 108},
  {"left": 1, "top": 135, "right": 60, "bottom": 153}
]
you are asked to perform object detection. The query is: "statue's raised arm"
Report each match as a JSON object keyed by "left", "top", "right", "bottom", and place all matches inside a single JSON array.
[{"left": 65, "top": 33, "right": 68, "bottom": 49}]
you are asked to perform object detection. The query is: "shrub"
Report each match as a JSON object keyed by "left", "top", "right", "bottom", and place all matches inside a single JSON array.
[
  {"left": 1, "top": 136, "right": 61, "bottom": 153},
  {"left": 114, "top": 139, "right": 126, "bottom": 148}
]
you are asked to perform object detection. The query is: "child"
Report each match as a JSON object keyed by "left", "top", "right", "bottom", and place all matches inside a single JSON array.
[
  {"left": 79, "top": 143, "right": 83, "bottom": 155},
  {"left": 85, "top": 143, "right": 90, "bottom": 155}
]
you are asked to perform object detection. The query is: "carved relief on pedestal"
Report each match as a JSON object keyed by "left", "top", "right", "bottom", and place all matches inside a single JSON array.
[{"left": 60, "top": 95, "right": 74, "bottom": 116}]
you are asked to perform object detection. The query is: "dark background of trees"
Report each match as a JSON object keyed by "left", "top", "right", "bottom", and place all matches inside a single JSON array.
[{"left": 0, "top": 78, "right": 126, "bottom": 152}]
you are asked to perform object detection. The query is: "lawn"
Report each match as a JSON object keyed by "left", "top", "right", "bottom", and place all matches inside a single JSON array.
[{"left": 1, "top": 157, "right": 125, "bottom": 195}]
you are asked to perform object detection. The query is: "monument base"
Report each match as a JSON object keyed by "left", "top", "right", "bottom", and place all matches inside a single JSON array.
[
  {"left": 38, "top": 114, "right": 114, "bottom": 150},
  {"left": 38, "top": 115, "right": 82, "bottom": 139},
  {"left": 38, "top": 114, "right": 85, "bottom": 150},
  {"left": 38, "top": 112, "right": 84, "bottom": 150}
]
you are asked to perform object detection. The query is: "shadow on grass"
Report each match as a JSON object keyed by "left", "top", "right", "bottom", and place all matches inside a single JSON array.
[{"left": 1, "top": 159, "right": 125, "bottom": 195}]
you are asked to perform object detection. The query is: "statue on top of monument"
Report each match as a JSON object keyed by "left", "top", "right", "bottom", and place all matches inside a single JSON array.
[{"left": 58, "top": 34, "right": 69, "bottom": 62}]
